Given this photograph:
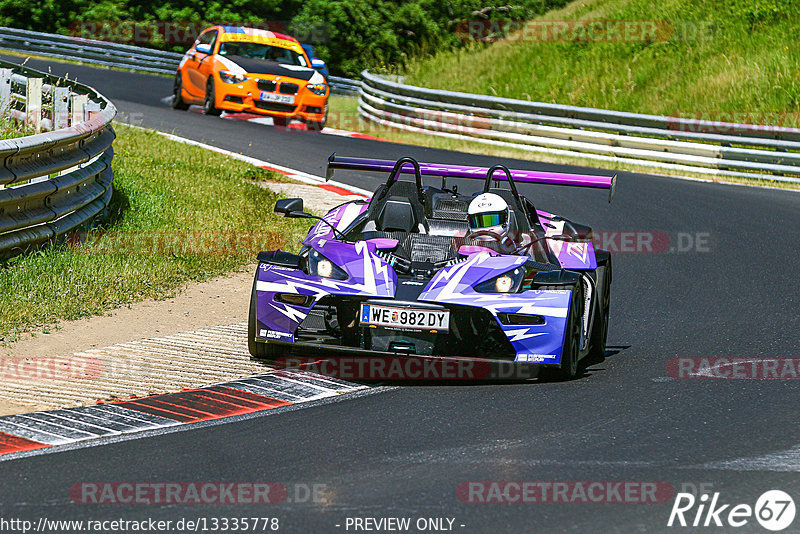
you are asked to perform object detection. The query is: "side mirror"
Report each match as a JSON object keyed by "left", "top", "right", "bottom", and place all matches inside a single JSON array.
[
  {"left": 257, "top": 250, "right": 303, "bottom": 269},
  {"left": 274, "top": 198, "right": 305, "bottom": 217},
  {"left": 195, "top": 43, "right": 212, "bottom": 55},
  {"left": 311, "top": 58, "right": 326, "bottom": 70}
]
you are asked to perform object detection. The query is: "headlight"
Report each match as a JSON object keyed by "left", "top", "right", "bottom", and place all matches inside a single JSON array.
[
  {"left": 495, "top": 275, "right": 514, "bottom": 293},
  {"left": 475, "top": 267, "right": 528, "bottom": 293},
  {"left": 219, "top": 71, "right": 249, "bottom": 84},
  {"left": 308, "top": 250, "right": 348, "bottom": 280},
  {"left": 306, "top": 83, "right": 328, "bottom": 96},
  {"left": 317, "top": 259, "right": 333, "bottom": 278}
]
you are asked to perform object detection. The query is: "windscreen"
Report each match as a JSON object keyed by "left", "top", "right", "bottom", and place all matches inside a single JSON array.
[{"left": 219, "top": 42, "right": 308, "bottom": 67}]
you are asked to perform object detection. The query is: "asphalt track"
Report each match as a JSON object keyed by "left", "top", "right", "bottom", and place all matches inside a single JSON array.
[{"left": 3, "top": 55, "right": 800, "bottom": 533}]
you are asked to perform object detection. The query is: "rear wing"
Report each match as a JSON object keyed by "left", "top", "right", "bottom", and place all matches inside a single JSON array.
[{"left": 326, "top": 155, "right": 616, "bottom": 202}]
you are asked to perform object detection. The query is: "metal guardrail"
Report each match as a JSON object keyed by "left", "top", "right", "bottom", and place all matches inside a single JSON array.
[
  {"left": 327, "top": 75, "right": 360, "bottom": 95},
  {"left": 0, "top": 58, "right": 115, "bottom": 258},
  {"left": 359, "top": 70, "right": 800, "bottom": 183},
  {"left": 0, "top": 27, "right": 360, "bottom": 94},
  {"left": 0, "top": 27, "right": 182, "bottom": 75}
]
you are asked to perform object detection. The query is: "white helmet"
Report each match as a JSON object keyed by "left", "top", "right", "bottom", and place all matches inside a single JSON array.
[{"left": 468, "top": 193, "right": 509, "bottom": 235}]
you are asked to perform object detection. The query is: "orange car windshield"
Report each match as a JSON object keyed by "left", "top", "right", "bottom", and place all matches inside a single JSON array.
[{"left": 219, "top": 42, "right": 307, "bottom": 67}]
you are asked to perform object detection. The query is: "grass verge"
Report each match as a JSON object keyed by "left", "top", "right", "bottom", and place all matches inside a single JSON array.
[
  {"left": 327, "top": 95, "right": 800, "bottom": 190},
  {"left": 401, "top": 0, "right": 799, "bottom": 123},
  {"left": 0, "top": 123, "right": 309, "bottom": 342}
]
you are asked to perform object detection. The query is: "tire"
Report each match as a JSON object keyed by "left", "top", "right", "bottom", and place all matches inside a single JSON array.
[
  {"left": 171, "top": 73, "right": 189, "bottom": 110},
  {"left": 539, "top": 283, "right": 583, "bottom": 381},
  {"left": 203, "top": 78, "right": 222, "bottom": 116},
  {"left": 247, "top": 268, "right": 286, "bottom": 360},
  {"left": 588, "top": 258, "right": 612, "bottom": 360}
]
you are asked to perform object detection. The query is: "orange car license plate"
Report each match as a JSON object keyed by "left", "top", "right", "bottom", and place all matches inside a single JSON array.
[{"left": 260, "top": 92, "right": 294, "bottom": 105}]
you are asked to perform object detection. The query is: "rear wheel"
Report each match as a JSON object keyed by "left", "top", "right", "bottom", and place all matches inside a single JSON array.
[
  {"left": 203, "top": 78, "right": 222, "bottom": 116},
  {"left": 588, "top": 258, "right": 612, "bottom": 360},
  {"left": 248, "top": 268, "right": 287, "bottom": 360},
  {"left": 539, "top": 283, "right": 583, "bottom": 381},
  {"left": 172, "top": 73, "right": 189, "bottom": 110}
]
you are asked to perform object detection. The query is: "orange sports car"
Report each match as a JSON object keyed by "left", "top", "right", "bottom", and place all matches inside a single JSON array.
[{"left": 172, "top": 25, "right": 329, "bottom": 130}]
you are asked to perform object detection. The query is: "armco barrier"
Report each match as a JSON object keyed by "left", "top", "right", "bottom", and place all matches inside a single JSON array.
[
  {"left": 0, "top": 27, "right": 359, "bottom": 94},
  {"left": 0, "top": 58, "right": 115, "bottom": 258},
  {"left": 358, "top": 70, "right": 800, "bottom": 183}
]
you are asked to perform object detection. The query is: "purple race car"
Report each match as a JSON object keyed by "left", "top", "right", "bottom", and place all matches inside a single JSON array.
[{"left": 248, "top": 155, "right": 615, "bottom": 380}]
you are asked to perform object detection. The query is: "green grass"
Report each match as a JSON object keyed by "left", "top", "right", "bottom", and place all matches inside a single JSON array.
[
  {"left": 401, "top": 0, "right": 799, "bottom": 123},
  {"left": 0, "top": 124, "right": 309, "bottom": 342},
  {"left": 0, "top": 111, "right": 36, "bottom": 139},
  {"left": 328, "top": 0, "right": 800, "bottom": 189}
]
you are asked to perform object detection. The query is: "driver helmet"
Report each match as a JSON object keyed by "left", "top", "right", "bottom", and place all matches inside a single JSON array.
[{"left": 468, "top": 193, "right": 509, "bottom": 235}]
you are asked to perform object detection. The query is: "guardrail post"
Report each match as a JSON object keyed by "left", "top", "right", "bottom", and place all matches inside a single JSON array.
[
  {"left": 0, "top": 68, "right": 11, "bottom": 115},
  {"left": 26, "top": 76, "right": 42, "bottom": 132},
  {"left": 53, "top": 86, "right": 70, "bottom": 129},
  {"left": 71, "top": 94, "right": 87, "bottom": 125}
]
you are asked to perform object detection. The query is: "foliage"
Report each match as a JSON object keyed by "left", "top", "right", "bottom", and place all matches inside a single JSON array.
[{"left": 0, "top": 0, "right": 568, "bottom": 76}]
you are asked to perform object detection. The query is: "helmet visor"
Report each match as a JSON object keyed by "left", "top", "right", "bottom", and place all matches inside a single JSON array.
[{"left": 469, "top": 210, "right": 507, "bottom": 229}]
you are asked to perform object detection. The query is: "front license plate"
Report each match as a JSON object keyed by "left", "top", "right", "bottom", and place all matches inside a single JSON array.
[
  {"left": 360, "top": 304, "right": 449, "bottom": 331},
  {"left": 260, "top": 92, "right": 295, "bottom": 104}
]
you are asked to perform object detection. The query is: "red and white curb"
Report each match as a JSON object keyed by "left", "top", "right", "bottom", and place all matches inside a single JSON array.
[
  {"left": 0, "top": 370, "right": 366, "bottom": 457},
  {"left": 0, "top": 120, "right": 378, "bottom": 458}
]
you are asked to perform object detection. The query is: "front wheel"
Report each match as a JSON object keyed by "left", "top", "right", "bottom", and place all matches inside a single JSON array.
[
  {"left": 203, "top": 78, "right": 222, "bottom": 116},
  {"left": 248, "top": 269, "right": 287, "bottom": 360},
  {"left": 539, "top": 283, "right": 583, "bottom": 381}
]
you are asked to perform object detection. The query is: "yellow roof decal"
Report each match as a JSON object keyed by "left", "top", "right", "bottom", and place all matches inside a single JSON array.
[{"left": 220, "top": 33, "right": 302, "bottom": 53}]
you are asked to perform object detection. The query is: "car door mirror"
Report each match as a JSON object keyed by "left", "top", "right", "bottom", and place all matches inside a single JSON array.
[
  {"left": 275, "top": 198, "right": 305, "bottom": 217},
  {"left": 195, "top": 43, "right": 212, "bottom": 55},
  {"left": 311, "top": 58, "right": 326, "bottom": 70}
]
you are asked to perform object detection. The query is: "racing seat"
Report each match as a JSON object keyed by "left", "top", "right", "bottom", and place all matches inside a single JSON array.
[
  {"left": 377, "top": 196, "right": 417, "bottom": 233},
  {"left": 367, "top": 180, "right": 427, "bottom": 234}
]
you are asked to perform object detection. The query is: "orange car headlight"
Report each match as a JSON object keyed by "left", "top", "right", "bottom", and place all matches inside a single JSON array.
[
  {"left": 306, "top": 83, "right": 328, "bottom": 96},
  {"left": 220, "top": 71, "right": 249, "bottom": 84}
]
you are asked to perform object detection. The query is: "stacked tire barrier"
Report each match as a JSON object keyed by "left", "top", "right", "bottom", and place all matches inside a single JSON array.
[
  {"left": 358, "top": 70, "right": 800, "bottom": 184},
  {"left": 0, "top": 58, "right": 115, "bottom": 258}
]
